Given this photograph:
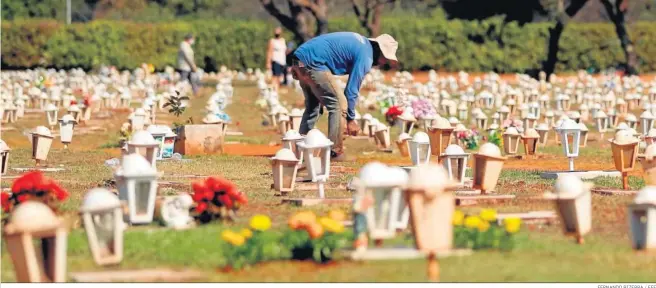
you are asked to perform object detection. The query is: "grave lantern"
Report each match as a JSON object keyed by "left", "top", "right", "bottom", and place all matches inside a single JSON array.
[
  {"left": 518, "top": 103, "right": 529, "bottom": 119},
  {"left": 282, "top": 130, "right": 305, "bottom": 166},
  {"left": 521, "top": 128, "right": 540, "bottom": 156},
  {"left": 608, "top": 109, "right": 619, "bottom": 128},
  {"left": 475, "top": 113, "right": 488, "bottom": 130},
  {"left": 375, "top": 123, "right": 392, "bottom": 150},
  {"left": 640, "top": 144, "right": 656, "bottom": 185},
  {"left": 544, "top": 110, "right": 555, "bottom": 128},
  {"left": 120, "top": 92, "right": 131, "bottom": 108},
  {"left": 498, "top": 106, "right": 510, "bottom": 124},
  {"left": 405, "top": 164, "right": 456, "bottom": 281},
  {"left": 568, "top": 111, "right": 581, "bottom": 124},
  {"left": 3, "top": 104, "right": 17, "bottom": 123},
  {"left": 360, "top": 113, "right": 373, "bottom": 135},
  {"left": 356, "top": 162, "right": 409, "bottom": 246},
  {"left": 428, "top": 117, "right": 454, "bottom": 156},
  {"left": 555, "top": 119, "right": 581, "bottom": 171},
  {"left": 80, "top": 188, "right": 124, "bottom": 266},
  {"left": 440, "top": 144, "right": 470, "bottom": 185},
  {"left": 44, "top": 103, "right": 58, "bottom": 130},
  {"left": 579, "top": 104, "right": 589, "bottom": 121},
  {"left": 297, "top": 129, "right": 333, "bottom": 185},
  {"left": 114, "top": 153, "right": 158, "bottom": 225},
  {"left": 556, "top": 94, "right": 571, "bottom": 111},
  {"left": 67, "top": 104, "right": 81, "bottom": 123},
  {"left": 523, "top": 113, "right": 538, "bottom": 129},
  {"left": 645, "top": 129, "right": 656, "bottom": 146},
  {"left": 290, "top": 108, "right": 303, "bottom": 131},
  {"left": 410, "top": 132, "right": 431, "bottom": 166},
  {"left": 492, "top": 113, "right": 500, "bottom": 125},
  {"left": 506, "top": 99, "right": 516, "bottom": 115},
  {"left": 640, "top": 111, "right": 655, "bottom": 136},
  {"left": 367, "top": 118, "right": 380, "bottom": 142},
  {"left": 146, "top": 125, "right": 167, "bottom": 160},
  {"left": 278, "top": 114, "right": 291, "bottom": 135},
  {"left": 528, "top": 102, "right": 541, "bottom": 119},
  {"left": 472, "top": 143, "right": 507, "bottom": 194},
  {"left": 594, "top": 110, "right": 609, "bottom": 138},
  {"left": 31, "top": 126, "right": 54, "bottom": 166},
  {"left": 538, "top": 94, "right": 550, "bottom": 110},
  {"left": 130, "top": 108, "right": 147, "bottom": 132},
  {"left": 502, "top": 127, "right": 521, "bottom": 155},
  {"left": 626, "top": 114, "right": 638, "bottom": 129},
  {"left": 578, "top": 122, "right": 589, "bottom": 147},
  {"left": 16, "top": 99, "right": 26, "bottom": 119},
  {"left": 397, "top": 133, "right": 412, "bottom": 158},
  {"left": 397, "top": 110, "right": 416, "bottom": 134},
  {"left": 544, "top": 174, "right": 592, "bottom": 244},
  {"left": 271, "top": 148, "right": 299, "bottom": 193},
  {"left": 3, "top": 202, "right": 68, "bottom": 282},
  {"left": 160, "top": 127, "right": 177, "bottom": 159},
  {"left": 536, "top": 123, "right": 550, "bottom": 146},
  {"left": 609, "top": 130, "right": 640, "bottom": 190},
  {"left": 616, "top": 98, "right": 628, "bottom": 115},
  {"left": 58, "top": 114, "right": 76, "bottom": 149},
  {"left": 1, "top": 139, "right": 10, "bottom": 175},
  {"left": 127, "top": 130, "right": 159, "bottom": 168},
  {"left": 590, "top": 103, "right": 601, "bottom": 119},
  {"left": 628, "top": 187, "right": 656, "bottom": 251},
  {"left": 457, "top": 102, "right": 468, "bottom": 120}
]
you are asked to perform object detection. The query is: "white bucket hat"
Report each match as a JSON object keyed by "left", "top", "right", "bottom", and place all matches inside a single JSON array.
[{"left": 369, "top": 34, "right": 398, "bottom": 62}]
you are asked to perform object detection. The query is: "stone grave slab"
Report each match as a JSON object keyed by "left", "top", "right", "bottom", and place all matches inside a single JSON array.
[
  {"left": 12, "top": 167, "right": 65, "bottom": 172},
  {"left": 281, "top": 198, "right": 352, "bottom": 207},
  {"left": 540, "top": 170, "right": 622, "bottom": 180},
  {"left": 342, "top": 248, "right": 472, "bottom": 261},
  {"left": 496, "top": 210, "right": 557, "bottom": 225},
  {"left": 70, "top": 269, "right": 204, "bottom": 282},
  {"left": 591, "top": 188, "right": 638, "bottom": 196}
]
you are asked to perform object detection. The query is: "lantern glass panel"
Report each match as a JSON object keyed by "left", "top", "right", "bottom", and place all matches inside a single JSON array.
[
  {"left": 371, "top": 188, "right": 392, "bottom": 231},
  {"left": 91, "top": 212, "right": 116, "bottom": 256},
  {"left": 418, "top": 143, "right": 430, "bottom": 162},
  {"left": 282, "top": 163, "right": 296, "bottom": 188},
  {"left": 629, "top": 209, "right": 648, "bottom": 249},
  {"left": 622, "top": 148, "right": 636, "bottom": 170},
  {"left": 473, "top": 158, "right": 485, "bottom": 185},
  {"left": 135, "top": 181, "right": 152, "bottom": 216}
]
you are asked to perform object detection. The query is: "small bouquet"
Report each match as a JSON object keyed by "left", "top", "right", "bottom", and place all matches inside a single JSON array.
[
  {"left": 411, "top": 98, "right": 437, "bottom": 120},
  {"left": 1, "top": 171, "right": 69, "bottom": 219},
  {"left": 457, "top": 129, "right": 480, "bottom": 150},
  {"left": 486, "top": 129, "right": 503, "bottom": 148},
  {"left": 283, "top": 210, "right": 351, "bottom": 263},
  {"left": 384, "top": 106, "right": 403, "bottom": 125},
  {"left": 191, "top": 176, "right": 248, "bottom": 224},
  {"left": 453, "top": 209, "right": 520, "bottom": 251}
]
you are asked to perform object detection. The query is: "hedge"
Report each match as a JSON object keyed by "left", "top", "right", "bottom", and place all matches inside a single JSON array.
[{"left": 2, "top": 17, "right": 655, "bottom": 73}]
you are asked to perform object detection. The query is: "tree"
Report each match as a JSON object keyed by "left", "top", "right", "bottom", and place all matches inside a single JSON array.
[
  {"left": 599, "top": 0, "right": 638, "bottom": 74},
  {"left": 542, "top": 0, "right": 590, "bottom": 77},
  {"left": 259, "top": 0, "right": 329, "bottom": 43},
  {"left": 350, "top": 0, "right": 396, "bottom": 37}
]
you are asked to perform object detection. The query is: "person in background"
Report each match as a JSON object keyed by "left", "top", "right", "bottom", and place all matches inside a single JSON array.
[
  {"left": 177, "top": 33, "right": 199, "bottom": 96},
  {"left": 266, "top": 27, "right": 287, "bottom": 92},
  {"left": 290, "top": 32, "right": 398, "bottom": 161}
]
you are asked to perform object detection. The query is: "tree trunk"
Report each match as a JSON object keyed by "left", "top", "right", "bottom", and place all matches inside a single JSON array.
[
  {"left": 369, "top": 3, "right": 384, "bottom": 37},
  {"left": 543, "top": 0, "right": 589, "bottom": 78},
  {"left": 600, "top": 0, "right": 639, "bottom": 75}
]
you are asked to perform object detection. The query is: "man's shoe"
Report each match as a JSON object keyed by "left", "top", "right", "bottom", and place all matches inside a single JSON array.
[{"left": 331, "top": 152, "right": 355, "bottom": 162}]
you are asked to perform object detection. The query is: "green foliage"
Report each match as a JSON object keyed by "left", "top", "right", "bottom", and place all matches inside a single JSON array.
[
  {"left": 164, "top": 93, "right": 190, "bottom": 117},
  {"left": 2, "top": 18, "right": 656, "bottom": 72},
  {"left": 454, "top": 225, "right": 514, "bottom": 251}
]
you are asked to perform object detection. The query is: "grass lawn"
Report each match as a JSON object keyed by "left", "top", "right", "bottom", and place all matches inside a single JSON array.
[{"left": 1, "top": 81, "right": 655, "bottom": 282}]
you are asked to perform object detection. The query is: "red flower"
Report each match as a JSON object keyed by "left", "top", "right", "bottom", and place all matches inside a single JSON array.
[
  {"left": 70, "top": 100, "right": 77, "bottom": 106},
  {"left": 17, "top": 194, "right": 29, "bottom": 203},
  {"left": 50, "top": 183, "right": 69, "bottom": 201},
  {"left": 196, "top": 202, "right": 208, "bottom": 213},
  {"left": 1, "top": 192, "right": 11, "bottom": 212},
  {"left": 385, "top": 106, "right": 404, "bottom": 118},
  {"left": 12, "top": 171, "right": 44, "bottom": 193}
]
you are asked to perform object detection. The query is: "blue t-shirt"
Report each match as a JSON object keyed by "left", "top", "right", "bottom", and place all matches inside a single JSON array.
[{"left": 294, "top": 32, "right": 374, "bottom": 120}]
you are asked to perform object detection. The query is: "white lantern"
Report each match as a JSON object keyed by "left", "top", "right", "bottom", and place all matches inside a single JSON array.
[
  {"left": 457, "top": 102, "right": 468, "bottom": 120},
  {"left": 374, "top": 123, "right": 391, "bottom": 150},
  {"left": 127, "top": 130, "right": 159, "bottom": 168},
  {"left": 628, "top": 187, "right": 656, "bottom": 250},
  {"left": 529, "top": 102, "right": 541, "bottom": 119},
  {"left": 146, "top": 125, "right": 167, "bottom": 160},
  {"left": 278, "top": 114, "right": 291, "bottom": 135},
  {"left": 290, "top": 108, "right": 303, "bottom": 131},
  {"left": 594, "top": 110, "right": 609, "bottom": 135},
  {"left": 555, "top": 119, "right": 581, "bottom": 171},
  {"left": 80, "top": 188, "right": 124, "bottom": 265},
  {"left": 396, "top": 133, "right": 412, "bottom": 157},
  {"left": 67, "top": 104, "right": 82, "bottom": 123},
  {"left": 271, "top": 148, "right": 299, "bottom": 193},
  {"left": 360, "top": 113, "right": 372, "bottom": 135},
  {"left": 282, "top": 130, "right": 304, "bottom": 166},
  {"left": 397, "top": 110, "right": 416, "bottom": 134},
  {"left": 626, "top": 113, "right": 638, "bottom": 129},
  {"left": 129, "top": 108, "right": 147, "bottom": 132},
  {"left": 640, "top": 111, "right": 654, "bottom": 136},
  {"left": 409, "top": 131, "right": 431, "bottom": 166},
  {"left": 3, "top": 202, "right": 68, "bottom": 282},
  {"left": 357, "top": 162, "right": 409, "bottom": 243},
  {"left": 0, "top": 139, "right": 10, "bottom": 175},
  {"left": 31, "top": 126, "right": 54, "bottom": 165},
  {"left": 58, "top": 114, "right": 77, "bottom": 149},
  {"left": 502, "top": 127, "right": 521, "bottom": 155},
  {"left": 441, "top": 144, "right": 469, "bottom": 185},
  {"left": 297, "top": 129, "right": 333, "bottom": 184},
  {"left": 544, "top": 174, "right": 592, "bottom": 244},
  {"left": 475, "top": 113, "right": 488, "bottom": 130},
  {"left": 114, "top": 153, "right": 158, "bottom": 225},
  {"left": 498, "top": 106, "right": 510, "bottom": 124},
  {"left": 607, "top": 109, "right": 619, "bottom": 128}
]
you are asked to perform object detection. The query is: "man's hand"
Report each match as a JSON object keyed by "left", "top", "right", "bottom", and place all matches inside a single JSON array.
[
  {"left": 347, "top": 120, "right": 360, "bottom": 136},
  {"left": 191, "top": 65, "right": 198, "bottom": 72}
]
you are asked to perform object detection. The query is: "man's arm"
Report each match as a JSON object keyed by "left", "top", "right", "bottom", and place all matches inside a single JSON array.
[
  {"left": 344, "top": 56, "right": 372, "bottom": 121},
  {"left": 182, "top": 44, "right": 197, "bottom": 71},
  {"left": 266, "top": 39, "right": 273, "bottom": 70}
]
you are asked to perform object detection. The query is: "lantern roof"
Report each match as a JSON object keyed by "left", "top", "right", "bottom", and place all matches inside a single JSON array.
[
  {"left": 411, "top": 131, "right": 430, "bottom": 143},
  {"left": 45, "top": 103, "right": 57, "bottom": 112},
  {"left": 645, "top": 144, "right": 656, "bottom": 160},
  {"left": 478, "top": 142, "right": 502, "bottom": 157},
  {"left": 301, "top": 129, "right": 333, "bottom": 148},
  {"left": 67, "top": 105, "right": 80, "bottom": 112},
  {"left": 444, "top": 144, "right": 466, "bottom": 155},
  {"left": 134, "top": 108, "right": 147, "bottom": 116},
  {"left": 406, "top": 163, "right": 454, "bottom": 192},
  {"left": 129, "top": 130, "right": 159, "bottom": 145},
  {"left": 81, "top": 188, "right": 121, "bottom": 212},
  {"left": 633, "top": 186, "right": 656, "bottom": 205},
  {"left": 640, "top": 110, "right": 654, "bottom": 119},
  {"left": 610, "top": 129, "right": 639, "bottom": 145},
  {"left": 375, "top": 123, "right": 388, "bottom": 132},
  {"left": 6, "top": 201, "right": 61, "bottom": 233},
  {"left": 568, "top": 111, "right": 581, "bottom": 119},
  {"left": 626, "top": 113, "right": 637, "bottom": 122},
  {"left": 290, "top": 108, "right": 303, "bottom": 117},
  {"left": 523, "top": 128, "right": 540, "bottom": 138},
  {"left": 499, "top": 106, "right": 510, "bottom": 113},
  {"left": 546, "top": 174, "right": 590, "bottom": 200},
  {"left": 504, "top": 127, "right": 519, "bottom": 135},
  {"left": 433, "top": 117, "right": 451, "bottom": 129},
  {"left": 283, "top": 129, "right": 303, "bottom": 140},
  {"left": 487, "top": 123, "right": 500, "bottom": 130},
  {"left": 33, "top": 126, "right": 52, "bottom": 137},
  {"left": 369, "top": 118, "right": 380, "bottom": 126},
  {"left": 116, "top": 154, "right": 157, "bottom": 177},
  {"left": 397, "top": 133, "right": 412, "bottom": 141},
  {"left": 359, "top": 162, "right": 408, "bottom": 187},
  {"left": 0, "top": 139, "right": 10, "bottom": 151},
  {"left": 362, "top": 113, "right": 373, "bottom": 120},
  {"left": 594, "top": 110, "right": 607, "bottom": 119},
  {"left": 278, "top": 114, "right": 291, "bottom": 122},
  {"left": 454, "top": 124, "right": 467, "bottom": 132},
  {"left": 579, "top": 103, "right": 589, "bottom": 110},
  {"left": 648, "top": 128, "right": 656, "bottom": 138},
  {"left": 202, "top": 113, "right": 222, "bottom": 124},
  {"left": 398, "top": 110, "right": 416, "bottom": 122},
  {"left": 616, "top": 98, "right": 626, "bottom": 104},
  {"left": 271, "top": 148, "right": 298, "bottom": 161},
  {"left": 59, "top": 114, "right": 76, "bottom": 124},
  {"left": 448, "top": 117, "right": 460, "bottom": 125},
  {"left": 492, "top": 113, "right": 500, "bottom": 119},
  {"left": 146, "top": 125, "right": 167, "bottom": 135},
  {"left": 616, "top": 122, "right": 630, "bottom": 131}
]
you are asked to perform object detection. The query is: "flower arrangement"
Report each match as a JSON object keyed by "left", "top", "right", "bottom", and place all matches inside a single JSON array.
[
  {"left": 384, "top": 106, "right": 403, "bottom": 125},
  {"left": 501, "top": 118, "right": 523, "bottom": 130},
  {"left": 411, "top": 98, "right": 437, "bottom": 119},
  {"left": 191, "top": 176, "right": 248, "bottom": 224},
  {"left": 453, "top": 209, "right": 520, "bottom": 251},
  {"left": 1, "top": 171, "right": 69, "bottom": 219},
  {"left": 219, "top": 211, "right": 351, "bottom": 270},
  {"left": 456, "top": 129, "right": 480, "bottom": 150},
  {"left": 487, "top": 130, "right": 503, "bottom": 148}
]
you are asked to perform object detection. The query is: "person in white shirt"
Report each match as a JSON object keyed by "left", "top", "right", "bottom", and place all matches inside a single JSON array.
[
  {"left": 266, "top": 27, "right": 287, "bottom": 92},
  {"left": 177, "top": 34, "right": 198, "bottom": 95}
]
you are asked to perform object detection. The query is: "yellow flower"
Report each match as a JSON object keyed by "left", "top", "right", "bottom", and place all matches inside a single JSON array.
[
  {"left": 319, "top": 217, "right": 345, "bottom": 233},
  {"left": 221, "top": 230, "right": 245, "bottom": 246},
  {"left": 478, "top": 220, "right": 490, "bottom": 232},
  {"left": 328, "top": 210, "right": 346, "bottom": 222},
  {"left": 479, "top": 209, "right": 497, "bottom": 222},
  {"left": 464, "top": 216, "right": 481, "bottom": 229},
  {"left": 250, "top": 214, "right": 272, "bottom": 231},
  {"left": 453, "top": 210, "right": 465, "bottom": 226},
  {"left": 240, "top": 228, "right": 253, "bottom": 239},
  {"left": 504, "top": 217, "right": 521, "bottom": 234}
]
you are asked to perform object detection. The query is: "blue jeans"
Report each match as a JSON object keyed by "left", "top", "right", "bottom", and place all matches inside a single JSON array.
[
  {"left": 179, "top": 70, "right": 199, "bottom": 95},
  {"left": 296, "top": 67, "right": 347, "bottom": 155}
]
